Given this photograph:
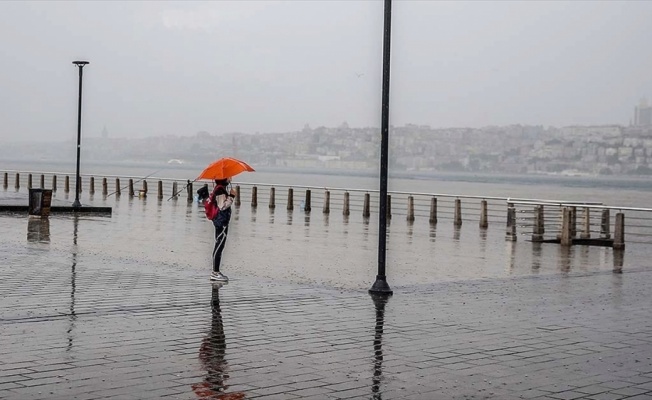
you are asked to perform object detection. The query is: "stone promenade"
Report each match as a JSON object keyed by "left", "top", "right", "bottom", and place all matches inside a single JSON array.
[{"left": 2, "top": 229, "right": 652, "bottom": 399}]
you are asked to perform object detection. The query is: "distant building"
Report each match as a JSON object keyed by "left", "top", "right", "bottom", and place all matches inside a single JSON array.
[{"left": 634, "top": 98, "right": 652, "bottom": 126}]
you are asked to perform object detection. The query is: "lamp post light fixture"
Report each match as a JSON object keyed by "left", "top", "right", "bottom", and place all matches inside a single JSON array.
[
  {"left": 72, "top": 60, "right": 89, "bottom": 208},
  {"left": 369, "top": 0, "right": 393, "bottom": 296}
]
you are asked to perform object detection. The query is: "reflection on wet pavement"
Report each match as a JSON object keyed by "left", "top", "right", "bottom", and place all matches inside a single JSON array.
[
  {"left": 370, "top": 294, "right": 389, "bottom": 400},
  {"left": 193, "top": 284, "right": 245, "bottom": 400}
]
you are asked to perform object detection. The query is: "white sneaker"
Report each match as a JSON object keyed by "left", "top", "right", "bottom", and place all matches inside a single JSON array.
[{"left": 210, "top": 272, "right": 229, "bottom": 282}]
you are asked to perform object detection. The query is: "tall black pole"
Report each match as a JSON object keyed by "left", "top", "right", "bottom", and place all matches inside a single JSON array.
[
  {"left": 370, "top": 0, "right": 393, "bottom": 295},
  {"left": 72, "top": 60, "right": 89, "bottom": 208}
]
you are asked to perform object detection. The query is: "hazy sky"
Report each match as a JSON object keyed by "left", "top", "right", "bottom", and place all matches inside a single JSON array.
[{"left": 1, "top": 1, "right": 651, "bottom": 142}]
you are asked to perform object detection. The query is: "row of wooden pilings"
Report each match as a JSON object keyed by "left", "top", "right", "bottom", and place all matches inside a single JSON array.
[
  {"left": 4, "top": 173, "right": 491, "bottom": 226},
  {"left": 505, "top": 203, "right": 625, "bottom": 249}
]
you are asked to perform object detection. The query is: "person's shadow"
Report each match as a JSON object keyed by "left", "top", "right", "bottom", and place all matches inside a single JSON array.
[{"left": 192, "top": 284, "right": 245, "bottom": 400}]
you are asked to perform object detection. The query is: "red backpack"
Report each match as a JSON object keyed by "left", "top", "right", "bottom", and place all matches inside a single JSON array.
[{"left": 204, "top": 185, "right": 223, "bottom": 220}]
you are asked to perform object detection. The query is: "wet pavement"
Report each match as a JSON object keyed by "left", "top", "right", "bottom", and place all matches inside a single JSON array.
[{"left": 2, "top": 218, "right": 652, "bottom": 399}]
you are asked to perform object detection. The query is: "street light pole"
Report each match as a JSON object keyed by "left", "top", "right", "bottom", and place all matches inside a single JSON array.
[
  {"left": 72, "top": 61, "right": 89, "bottom": 209},
  {"left": 369, "top": 0, "right": 393, "bottom": 296}
]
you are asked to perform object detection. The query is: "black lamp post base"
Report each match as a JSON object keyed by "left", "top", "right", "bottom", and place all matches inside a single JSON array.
[
  {"left": 369, "top": 275, "right": 393, "bottom": 295},
  {"left": 72, "top": 199, "right": 81, "bottom": 208}
]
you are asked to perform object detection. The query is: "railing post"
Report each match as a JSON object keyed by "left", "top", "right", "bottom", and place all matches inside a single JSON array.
[
  {"left": 269, "top": 187, "right": 276, "bottom": 209},
  {"left": 613, "top": 212, "right": 625, "bottom": 250},
  {"left": 171, "top": 182, "right": 177, "bottom": 199},
  {"left": 64, "top": 175, "right": 69, "bottom": 193},
  {"left": 323, "top": 190, "right": 330, "bottom": 214},
  {"left": 506, "top": 203, "right": 517, "bottom": 241},
  {"left": 570, "top": 206, "right": 577, "bottom": 238},
  {"left": 78, "top": 176, "right": 82, "bottom": 193},
  {"left": 304, "top": 189, "right": 311, "bottom": 212},
  {"left": 15, "top": 173, "right": 20, "bottom": 190},
  {"left": 429, "top": 197, "right": 437, "bottom": 225},
  {"left": 407, "top": 195, "right": 414, "bottom": 222},
  {"left": 235, "top": 185, "right": 241, "bottom": 206},
  {"left": 102, "top": 178, "right": 108, "bottom": 196},
  {"left": 532, "top": 205, "right": 544, "bottom": 242},
  {"left": 89, "top": 176, "right": 95, "bottom": 195},
  {"left": 363, "top": 193, "right": 370, "bottom": 218},
  {"left": 343, "top": 191, "right": 350, "bottom": 216},
  {"left": 128, "top": 179, "right": 135, "bottom": 197},
  {"left": 560, "top": 207, "right": 572, "bottom": 246},
  {"left": 287, "top": 188, "right": 293, "bottom": 210},
  {"left": 141, "top": 180, "right": 148, "bottom": 198},
  {"left": 600, "top": 209, "right": 611, "bottom": 239},
  {"left": 28, "top": 174, "right": 32, "bottom": 189},
  {"left": 2, "top": 172, "right": 7, "bottom": 189},
  {"left": 115, "top": 178, "right": 121, "bottom": 196},
  {"left": 52, "top": 175, "right": 57, "bottom": 192},
  {"left": 386, "top": 194, "right": 392, "bottom": 219},
  {"left": 187, "top": 181, "right": 193, "bottom": 203},
  {"left": 40, "top": 174, "right": 45, "bottom": 189},
  {"left": 157, "top": 180, "right": 163, "bottom": 200},
  {"left": 454, "top": 198, "right": 462, "bottom": 226},
  {"left": 251, "top": 186, "right": 258, "bottom": 207},
  {"left": 580, "top": 207, "right": 591, "bottom": 239},
  {"left": 479, "top": 199, "right": 488, "bottom": 229}
]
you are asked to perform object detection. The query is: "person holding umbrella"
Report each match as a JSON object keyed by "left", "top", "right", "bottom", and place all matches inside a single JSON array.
[
  {"left": 197, "top": 157, "right": 255, "bottom": 283},
  {"left": 206, "top": 178, "right": 236, "bottom": 282}
]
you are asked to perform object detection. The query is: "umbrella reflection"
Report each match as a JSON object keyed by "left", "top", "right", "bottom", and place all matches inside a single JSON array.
[
  {"left": 27, "top": 217, "right": 50, "bottom": 243},
  {"left": 193, "top": 284, "right": 245, "bottom": 400},
  {"left": 370, "top": 293, "right": 390, "bottom": 400}
]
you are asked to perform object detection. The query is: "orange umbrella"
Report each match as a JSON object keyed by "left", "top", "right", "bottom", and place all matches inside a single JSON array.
[{"left": 197, "top": 157, "right": 255, "bottom": 181}]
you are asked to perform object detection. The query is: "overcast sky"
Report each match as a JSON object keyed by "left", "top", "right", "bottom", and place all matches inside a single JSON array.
[{"left": 1, "top": 1, "right": 651, "bottom": 142}]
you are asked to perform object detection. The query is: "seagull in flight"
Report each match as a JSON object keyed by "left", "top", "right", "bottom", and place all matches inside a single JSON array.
[{"left": 355, "top": 72, "right": 364, "bottom": 78}]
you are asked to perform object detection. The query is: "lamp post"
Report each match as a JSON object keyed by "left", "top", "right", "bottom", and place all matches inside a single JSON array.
[
  {"left": 72, "top": 61, "right": 89, "bottom": 208},
  {"left": 369, "top": 0, "right": 393, "bottom": 295}
]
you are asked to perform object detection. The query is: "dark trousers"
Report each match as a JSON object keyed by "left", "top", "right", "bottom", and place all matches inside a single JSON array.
[{"left": 212, "top": 225, "right": 229, "bottom": 273}]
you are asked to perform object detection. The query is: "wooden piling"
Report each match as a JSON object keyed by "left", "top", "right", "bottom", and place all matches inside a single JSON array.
[
  {"left": 171, "top": 182, "right": 177, "bottom": 199},
  {"left": 560, "top": 207, "right": 572, "bottom": 246},
  {"left": 454, "top": 198, "right": 462, "bottom": 226},
  {"left": 2, "top": 172, "right": 7, "bottom": 188},
  {"left": 128, "top": 179, "right": 135, "bottom": 197},
  {"left": 580, "top": 207, "right": 591, "bottom": 239},
  {"left": 506, "top": 204, "right": 517, "bottom": 241},
  {"left": 64, "top": 175, "right": 69, "bottom": 192},
  {"left": 343, "top": 192, "right": 350, "bottom": 216},
  {"left": 40, "top": 174, "right": 45, "bottom": 189},
  {"left": 269, "top": 187, "right": 276, "bottom": 209},
  {"left": 532, "top": 205, "right": 544, "bottom": 242},
  {"left": 157, "top": 180, "right": 163, "bottom": 200},
  {"left": 102, "top": 178, "right": 108, "bottom": 196},
  {"left": 304, "top": 190, "right": 311, "bottom": 212},
  {"left": 363, "top": 193, "right": 370, "bottom": 218},
  {"left": 613, "top": 212, "right": 625, "bottom": 250},
  {"left": 89, "top": 177, "right": 95, "bottom": 195},
  {"left": 251, "top": 186, "right": 258, "bottom": 207},
  {"left": 115, "top": 178, "right": 121, "bottom": 196},
  {"left": 235, "top": 185, "right": 241, "bottom": 206},
  {"left": 600, "top": 209, "right": 611, "bottom": 239},
  {"left": 140, "top": 180, "right": 148, "bottom": 198},
  {"left": 479, "top": 199, "right": 488, "bottom": 229},
  {"left": 323, "top": 190, "right": 330, "bottom": 214},
  {"left": 28, "top": 174, "right": 32, "bottom": 189},
  {"left": 429, "top": 197, "right": 437, "bottom": 224},
  {"left": 52, "top": 175, "right": 57, "bottom": 192},
  {"left": 187, "top": 181, "right": 193, "bottom": 203},
  {"left": 407, "top": 195, "right": 415, "bottom": 222},
  {"left": 287, "top": 188, "right": 294, "bottom": 210}
]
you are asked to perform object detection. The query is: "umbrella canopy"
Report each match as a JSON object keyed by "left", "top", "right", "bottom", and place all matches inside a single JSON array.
[{"left": 196, "top": 157, "right": 255, "bottom": 181}]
